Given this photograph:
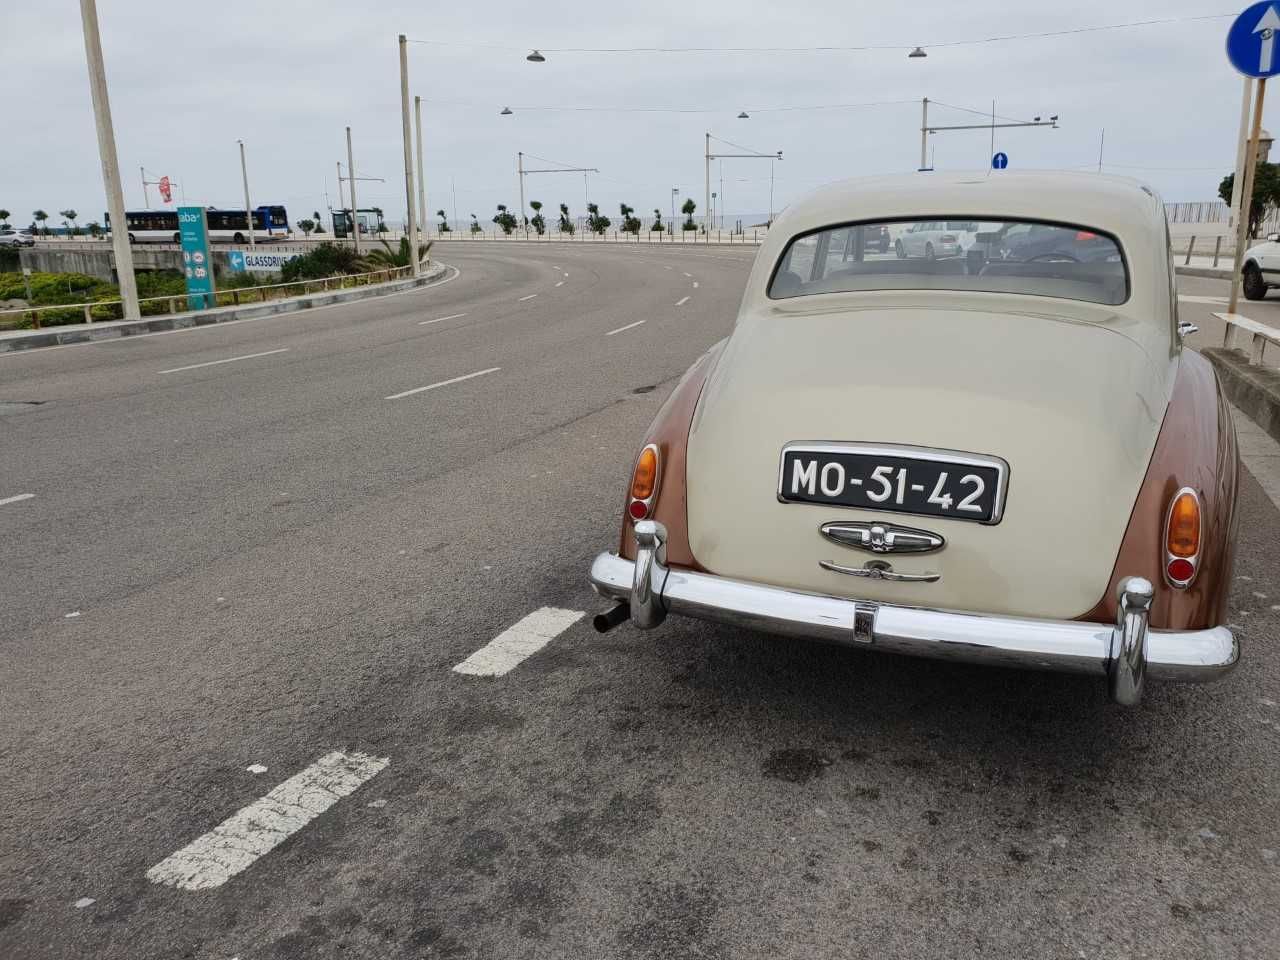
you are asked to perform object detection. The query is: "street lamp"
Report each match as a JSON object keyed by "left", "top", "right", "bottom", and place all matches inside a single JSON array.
[
  {"left": 737, "top": 111, "right": 749, "bottom": 119},
  {"left": 526, "top": 49, "right": 546, "bottom": 62},
  {"left": 500, "top": 106, "right": 514, "bottom": 115},
  {"left": 908, "top": 46, "right": 927, "bottom": 58}
]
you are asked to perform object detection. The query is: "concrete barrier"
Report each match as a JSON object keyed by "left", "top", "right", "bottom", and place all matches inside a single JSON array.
[{"left": 1204, "top": 347, "right": 1280, "bottom": 445}]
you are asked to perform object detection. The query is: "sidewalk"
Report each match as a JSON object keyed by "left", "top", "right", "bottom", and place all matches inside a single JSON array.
[{"left": 0, "top": 261, "right": 448, "bottom": 354}]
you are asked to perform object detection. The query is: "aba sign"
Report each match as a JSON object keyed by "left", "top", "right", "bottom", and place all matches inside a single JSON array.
[
  {"left": 178, "top": 206, "right": 215, "bottom": 310},
  {"left": 1227, "top": 2, "right": 1280, "bottom": 78}
]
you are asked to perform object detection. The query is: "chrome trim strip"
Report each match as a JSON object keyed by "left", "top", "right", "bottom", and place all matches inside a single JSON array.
[
  {"left": 818, "top": 558, "right": 941, "bottom": 582},
  {"left": 777, "top": 441, "right": 1011, "bottom": 525},
  {"left": 588, "top": 552, "right": 1238, "bottom": 697}
]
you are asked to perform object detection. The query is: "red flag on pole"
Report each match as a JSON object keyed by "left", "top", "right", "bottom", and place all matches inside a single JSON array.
[{"left": 159, "top": 176, "right": 172, "bottom": 204}]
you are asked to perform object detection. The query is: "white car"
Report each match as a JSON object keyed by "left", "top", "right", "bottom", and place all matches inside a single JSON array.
[
  {"left": 0, "top": 228, "right": 34, "bottom": 248},
  {"left": 1240, "top": 232, "right": 1280, "bottom": 299},
  {"left": 590, "top": 171, "right": 1240, "bottom": 706}
]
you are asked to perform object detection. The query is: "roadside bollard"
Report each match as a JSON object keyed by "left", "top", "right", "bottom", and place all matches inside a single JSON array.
[
  {"left": 233, "top": 290, "right": 241, "bottom": 306},
  {"left": 1184, "top": 236, "right": 1195, "bottom": 266},
  {"left": 83, "top": 304, "right": 93, "bottom": 324},
  {"left": 1213, "top": 236, "right": 1223, "bottom": 267}
]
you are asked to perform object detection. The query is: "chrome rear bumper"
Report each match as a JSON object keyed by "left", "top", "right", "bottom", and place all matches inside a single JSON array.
[{"left": 589, "top": 521, "right": 1238, "bottom": 705}]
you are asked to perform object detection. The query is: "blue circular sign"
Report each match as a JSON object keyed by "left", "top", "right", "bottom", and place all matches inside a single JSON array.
[
  {"left": 1227, "top": 2, "right": 1280, "bottom": 78},
  {"left": 991, "top": 152, "right": 1009, "bottom": 170}
]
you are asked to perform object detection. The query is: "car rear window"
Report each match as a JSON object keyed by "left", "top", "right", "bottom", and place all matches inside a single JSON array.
[{"left": 768, "top": 218, "right": 1128, "bottom": 305}]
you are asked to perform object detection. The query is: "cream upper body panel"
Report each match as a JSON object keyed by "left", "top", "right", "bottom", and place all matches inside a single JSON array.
[{"left": 685, "top": 172, "right": 1179, "bottom": 619}]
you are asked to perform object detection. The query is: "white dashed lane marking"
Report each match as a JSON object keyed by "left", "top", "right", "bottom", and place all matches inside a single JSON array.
[
  {"left": 555, "top": 281, "right": 564, "bottom": 287},
  {"left": 692, "top": 281, "right": 699, "bottom": 288},
  {"left": 683, "top": 272, "right": 692, "bottom": 277},
  {"left": 384, "top": 367, "right": 501, "bottom": 401},
  {"left": 419, "top": 312, "right": 466, "bottom": 325},
  {"left": 518, "top": 293, "right": 538, "bottom": 302},
  {"left": 605, "top": 320, "right": 646, "bottom": 337},
  {"left": 676, "top": 296, "right": 690, "bottom": 306},
  {"left": 0, "top": 493, "right": 35, "bottom": 507},
  {"left": 453, "top": 607, "right": 584, "bottom": 676},
  {"left": 146, "top": 751, "right": 389, "bottom": 891},
  {"left": 158, "top": 348, "right": 289, "bottom": 375}
]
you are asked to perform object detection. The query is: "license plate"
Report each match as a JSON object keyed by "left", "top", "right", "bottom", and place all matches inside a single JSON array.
[{"left": 778, "top": 443, "right": 1008, "bottom": 524}]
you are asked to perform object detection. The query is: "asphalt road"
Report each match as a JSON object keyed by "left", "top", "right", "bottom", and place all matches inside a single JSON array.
[{"left": 2, "top": 244, "right": 1278, "bottom": 959}]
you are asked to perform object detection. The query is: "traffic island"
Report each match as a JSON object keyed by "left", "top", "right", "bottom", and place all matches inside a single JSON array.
[
  {"left": 0, "top": 261, "right": 448, "bottom": 354},
  {"left": 1204, "top": 346, "right": 1280, "bottom": 444}
]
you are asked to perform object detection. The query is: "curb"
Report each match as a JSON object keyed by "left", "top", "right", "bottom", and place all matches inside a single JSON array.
[
  {"left": 1176, "top": 265, "right": 1232, "bottom": 280},
  {"left": 1203, "top": 347, "right": 1280, "bottom": 445},
  {"left": 0, "top": 261, "right": 449, "bottom": 354}
]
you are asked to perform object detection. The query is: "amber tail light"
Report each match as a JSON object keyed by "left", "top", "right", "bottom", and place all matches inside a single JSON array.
[
  {"left": 1164, "top": 487, "right": 1202, "bottom": 588},
  {"left": 628, "top": 444, "right": 660, "bottom": 521}
]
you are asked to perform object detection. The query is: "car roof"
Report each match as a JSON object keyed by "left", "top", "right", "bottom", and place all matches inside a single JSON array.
[{"left": 773, "top": 170, "right": 1163, "bottom": 242}]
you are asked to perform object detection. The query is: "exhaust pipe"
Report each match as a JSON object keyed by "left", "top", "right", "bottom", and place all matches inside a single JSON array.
[{"left": 593, "top": 601, "right": 631, "bottom": 633}]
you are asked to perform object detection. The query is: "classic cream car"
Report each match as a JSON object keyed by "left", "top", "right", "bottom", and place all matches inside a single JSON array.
[{"left": 590, "top": 172, "right": 1241, "bottom": 706}]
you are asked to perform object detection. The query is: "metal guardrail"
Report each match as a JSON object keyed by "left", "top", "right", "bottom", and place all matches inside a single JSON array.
[
  {"left": 0, "top": 264, "right": 415, "bottom": 331},
  {"left": 1214, "top": 311, "right": 1280, "bottom": 365}
]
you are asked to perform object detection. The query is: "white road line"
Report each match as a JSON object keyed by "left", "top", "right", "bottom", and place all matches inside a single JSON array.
[
  {"left": 605, "top": 320, "right": 647, "bottom": 336},
  {"left": 518, "top": 293, "right": 538, "bottom": 302},
  {"left": 683, "top": 272, "right": 692, "bottom": 277},
  {"left": 158, "top": 348, "right": 288, "bottom": 375},
  {"left": 675, "top": 296, "right": 690, "bottom": 306},
  {"left": 146, "top": 751, "right": 387, "bottom": 891},
  {"left": 419, "top": 312, "right": 466, "bottom": 325},
  {"left": 692, "top": 281, "right": 699, "bottom": 288},
  {"left": 453, "top": 607, "right": 584, "bottom": 676},
  {"left": 563, "top": 272, "right": 569, "bottom": 278},
  {"left": 0, "top": 493, "right": 35, "bottom": 507},
  {"left": 555, "top": 281, "right": 564, "bottom": 287},
  {"left": 385, "top": 366, "right": 501, "bottom": 400}
]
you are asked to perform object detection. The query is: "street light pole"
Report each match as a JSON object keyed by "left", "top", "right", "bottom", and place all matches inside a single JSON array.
[
  {"left": 704, "top": 132, "right": 711, "bottom": 234},
  {"left": 238, "top": 139, "right": 255, "bottom": 247},
  {"left": 920, "top": 97, "right": 929, "bottom": 170},
  {"left": 397, "top": 34, "right": 420, "bottom": 276},
  {"left": 79, "top": 0, "right": 138, "bottom": 320},
  {"left": 518, "top": 151, "right": 527, "bottom": 237},
  {"left": 141, "top": 165, "right": 149, "bottom": 206},
  {"left": 345, "top": 128, "right": 362, "bottom": 255},
  {"left": 671, "top": 187, "right": 677, "bottom": 234},
  {"left": 414, "top": 95, "right": 427, "bottom": 245}
]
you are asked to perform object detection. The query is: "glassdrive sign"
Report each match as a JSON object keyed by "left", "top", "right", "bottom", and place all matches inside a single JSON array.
[
  {"left": 227, "top": 250, "right": 300, "bottom": 273},
  {"left": 178, "top": 206, "right": 215, "bottom": 310}
]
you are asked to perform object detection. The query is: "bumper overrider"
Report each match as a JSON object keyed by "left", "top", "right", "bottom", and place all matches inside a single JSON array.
[{"left": 589, "top": 521, "right": 1239, "bottom": 706}]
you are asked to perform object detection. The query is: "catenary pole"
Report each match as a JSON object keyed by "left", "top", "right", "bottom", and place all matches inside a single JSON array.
[
  {"left": 346, "top": 127, "right": 361, "bottom": 255},
  {"left": 80, "top": 0, "right": 138, "bottom": 320},
  {"left": 238, "top": 139, "right": 255, "bottom": 246},
  {"left": 414, "top": 95, "right": 427, "bottom": 245},
  {"left": 398, "top": 35, "right": 420, "bottom": 276}
]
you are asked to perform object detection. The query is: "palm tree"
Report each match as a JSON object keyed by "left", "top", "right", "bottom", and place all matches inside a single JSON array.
[
  {"left": 436, "top": 208, "right": 451, "bottom": 232},
  {"left": 60, "top": 209, "right": 79, "bottom": 235},
  {"left": 33, "top": 210, "right": 49, "bottom": 236},
  {"left": 297, "top": 218, "right": 316, "bottom": 236},
  {"left": 529, "top": 200, "right": 545, "bottom": 235},
  {"left": 311, "top": 210, "right": 325, "bottom": 234},
  {"left": 681, "top": 198, "right": 697, "bottom": 230},
  {"left": 0, "top": 209, "right": 10, "bottom": 227},
  {"left": 558, "top": 203, "right": 574, "bottom": 234}
]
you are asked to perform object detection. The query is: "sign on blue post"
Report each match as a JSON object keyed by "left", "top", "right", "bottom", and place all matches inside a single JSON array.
[
  {"left": 991, "top": 152, "right": 1009, "bottom": 170},
  {"left": 178, "top": 206, "right": 215, "bottom": 310},
  {"left": 1227, "top": 2, "right": 1280, "bottom": 78}
]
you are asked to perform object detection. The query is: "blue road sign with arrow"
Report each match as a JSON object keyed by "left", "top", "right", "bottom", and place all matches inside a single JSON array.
[
  {"left": 1227, "top": 2, "right": 1280, "bottom": 78},
  {"left": 991, "top": 152, "right": 1009, "bottom": 170}
]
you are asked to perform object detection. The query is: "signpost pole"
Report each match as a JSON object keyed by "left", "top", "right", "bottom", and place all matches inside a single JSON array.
[
  {"left": 80, "top": 0, "right": 139, "bottom": 321},
  {"left": 398, "top": 34, "right": 420, "bottom": 276},
  {"left": 704, "top": 132, "right": 711, "bottom": 235},
  {"left": 1229, "top": 77, "right": 1268, "bottom": 315}
]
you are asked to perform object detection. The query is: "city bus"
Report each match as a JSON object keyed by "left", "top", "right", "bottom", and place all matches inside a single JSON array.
[{"left": 104, "top": 206, "right": 291, "bottom": 243}]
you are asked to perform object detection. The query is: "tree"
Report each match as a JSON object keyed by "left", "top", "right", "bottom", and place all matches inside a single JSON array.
[
  {"left": 558, "top": 202, "right": 574, "bottom": 234},
  {"left": 681, "top": 198, "right": 697, "bottom": 231},
  {"left": 529, "top": 200, "right": 546, "bottom": 236},
  {"left": 651, "top": 208, "right": 664, "bottom": 232},
  {"left": 33, "top": 210, "right": 49, "bottom": 236},
  {"left": 437, "top": 208, "right": 452, "bottom": 232},
  {"left": 470, "top": 213, "right": 482, "bottom": 234},
  {"left": 371, "top": 207, "right": 387, "bottom": 233},
  {"left": 311, "top": 210, "right": 325, "bottom": 234},
  {"left": 86, "top": 221, "right": 103, "bottom": 238},
  {"left": 493, "top": 203, "right": 518, "bottom": 235},
  {"left": 0, "top": 210, "right": 10, "bottom": 227},
  {"left": 297, "top": 218, "right": 316, "bottom": 236},
  {"left": 1219, "top": 164, "right": 1280, "bottom": 239},
  {"left": 60, "top": 209, "right": 79, "bottom": 235},
  {"left": 619, "top": 203, "right": 641, "bottom": 235},
  {"left": 586, "top": 202, "right": 611, "bottom": 235}
]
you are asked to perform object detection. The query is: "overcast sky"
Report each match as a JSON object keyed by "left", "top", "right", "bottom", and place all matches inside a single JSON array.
[{"left": 0, "top": 2, "right": 1261, "bottom": 229}]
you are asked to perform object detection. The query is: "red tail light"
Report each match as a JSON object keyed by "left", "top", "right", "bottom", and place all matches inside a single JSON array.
[
  {"left": 628, "top": 444, "right": 661, "bottom": 521},
  {"left": 1164, "top": 487, "right": 1202, "bottom": 588}
]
